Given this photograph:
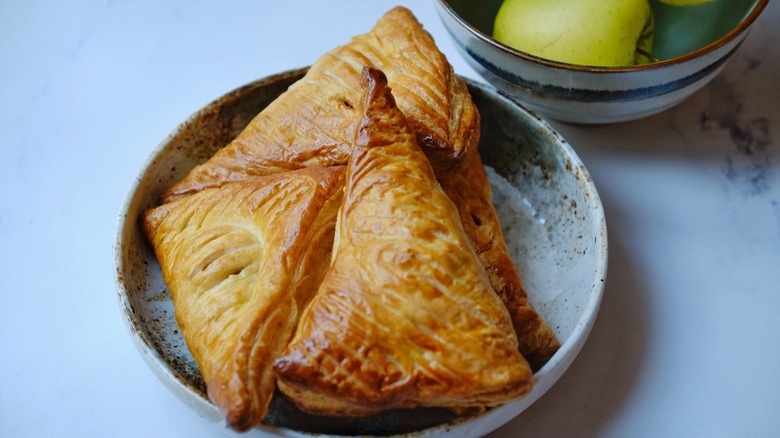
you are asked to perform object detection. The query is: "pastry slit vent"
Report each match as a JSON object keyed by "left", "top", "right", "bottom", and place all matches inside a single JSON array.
[{"left": 471, "top": 211, "right": 484, "bottom": 227}]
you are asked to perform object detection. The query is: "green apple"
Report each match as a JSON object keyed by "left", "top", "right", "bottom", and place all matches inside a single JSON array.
[
  {"left": 493, "top": 0, "right": 655, "bottom": 67},
  {"left": 658, "top": 0, "right": 714, "bottom": 5}
]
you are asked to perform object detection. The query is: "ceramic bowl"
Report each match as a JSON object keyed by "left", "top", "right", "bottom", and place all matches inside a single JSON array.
[
  {"left": 114, "top": 67, "right": 607, "bottom": 437},
  {"left": 435, "top": 0, "right": 768, "bottom": 123}
]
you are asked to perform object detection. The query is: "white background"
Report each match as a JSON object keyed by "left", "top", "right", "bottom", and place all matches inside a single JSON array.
[{"left": 1, "top": 1, "right": 779, "bottom": 437}]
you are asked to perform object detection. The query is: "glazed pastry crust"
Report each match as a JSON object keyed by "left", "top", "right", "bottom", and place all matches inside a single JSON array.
[
  {"left": 274, "top": 68, "right": 532, "bottom": 416},
  {"left": 142, "top": 166, "right": 345, "bottom": 431},
  {"left": 161, "top": 6, "right": 479, "bottom": 203},
  {"left": 440, "top": 154, "right": 560, "bottom": 371}
]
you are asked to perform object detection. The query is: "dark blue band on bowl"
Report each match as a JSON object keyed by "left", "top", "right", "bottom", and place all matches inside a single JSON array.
[{"left": 462, "top": 42, "right": 742, "bottom": 103}]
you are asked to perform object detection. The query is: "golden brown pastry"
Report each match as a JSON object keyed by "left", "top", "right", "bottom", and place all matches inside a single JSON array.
[
  {"left": 274, "top": 68, "right": 532, "bottom": 416},
  {"left": 440, "top": 154, "right": 560, "bottom": 371},
  {"left": 142, "top": 166, "right": 345, "bottom": 431},
  {"left": 162, "top": 6, "right": 479, "bottom": 203}
]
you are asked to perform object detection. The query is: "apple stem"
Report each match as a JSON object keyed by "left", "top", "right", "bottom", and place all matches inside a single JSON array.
[{"left": 636, "top": 48, "right": 661, "bottom": 64}]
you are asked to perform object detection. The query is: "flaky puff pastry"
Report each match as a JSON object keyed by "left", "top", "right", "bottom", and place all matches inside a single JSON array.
[
  {"left": 440, "top": 154, "right": 560, "bottom": 371},
  {"left": 162, "top": 6, "right": 479, "bottom": 203},
  {"left": 142, "top": 166, "right": 345, "bottom": 431},
  {"left": 274, "top": 68, "right": 532, "bottom": 417}
]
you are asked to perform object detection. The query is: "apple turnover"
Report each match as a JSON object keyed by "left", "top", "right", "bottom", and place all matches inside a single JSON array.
[
  {"left": 142, "top": 166, "right": 345, "bottom": 431},
  {"left": 440, "top": 153, "right": 560, "bottom": 371},
  {"left": 274, "top": 68, "right": 533, "bottom": 416},
  {"left": 162, "top": 6, "right": 479, "bottom": 203}
]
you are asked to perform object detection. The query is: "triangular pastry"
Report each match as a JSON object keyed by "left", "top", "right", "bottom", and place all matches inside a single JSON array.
[
  {"left": 162, "top": 6, "right": 479, "bottom": 203},
  {"left": 142, "top": 166, "right": 345, "bottom": 431},
  {"left": 440, "top": 154, "right": 560, "bottom": 371},
  {"left": 274, "top": 68, "right": 532, "bottom": 416}
]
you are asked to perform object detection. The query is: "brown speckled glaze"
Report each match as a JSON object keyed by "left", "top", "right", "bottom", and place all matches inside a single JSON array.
[{"left": 114, "top": 68, "right": 607, "bottom": 437}]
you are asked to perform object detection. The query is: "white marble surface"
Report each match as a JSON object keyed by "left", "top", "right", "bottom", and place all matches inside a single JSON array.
[{"left": 1, "top": 1, "right": 778, "bottom": 437}]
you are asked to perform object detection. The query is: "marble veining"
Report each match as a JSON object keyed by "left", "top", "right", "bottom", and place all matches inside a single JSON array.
[{"left": 700, "top": 68, "right": 774, "bottom": 197}]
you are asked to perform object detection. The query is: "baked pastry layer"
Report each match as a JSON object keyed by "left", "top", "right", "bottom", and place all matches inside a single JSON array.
[
  {"left": 274, "top": 68, "right": 532, "bottom": 416},
  {"left": 440, "top": 154, "right": 560, "bottom": 371},
  {"left": 162, "top": 6, "right": 479, "bottom": 203},
  {"left": 143, "top": 166, "right": 345, "bottom": 430}
]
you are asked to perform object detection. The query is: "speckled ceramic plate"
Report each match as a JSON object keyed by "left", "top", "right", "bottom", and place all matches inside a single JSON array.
[{"left": 114, "top": 68, "right": 607, "bottom": 437}]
